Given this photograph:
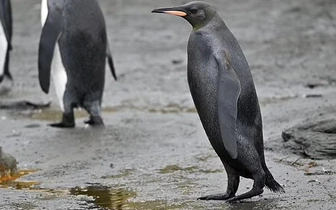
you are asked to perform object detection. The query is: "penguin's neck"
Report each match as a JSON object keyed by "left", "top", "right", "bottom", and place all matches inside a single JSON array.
[{"left": 192, "top": 10, "right": 216, "bottom": 31}]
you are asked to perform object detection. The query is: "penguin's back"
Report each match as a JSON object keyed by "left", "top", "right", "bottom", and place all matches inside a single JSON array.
[
  {"left": 58, "top": 0, "right": 107, "bottom": 94},
  {"left": 62, "top": 0, "right": 105, "bottom": 38}
]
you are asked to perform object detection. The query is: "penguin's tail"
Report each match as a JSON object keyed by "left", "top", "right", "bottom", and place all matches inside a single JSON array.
[
  {"left": 265, "top": 169, "right": 285, "bottom": 193},
  {"left": 106, "top": 42, "right": 117, "bottom": 81}
]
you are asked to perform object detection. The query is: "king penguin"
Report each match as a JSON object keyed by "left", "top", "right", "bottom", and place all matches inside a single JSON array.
[
  {"left": 39, "top": 0, "right": 117, "bottom": 128},
  {"left": 0, "top": 0, "right": 12, "bottom": 83},
  {"left": 152, "top": 1, "right": 284, "bottom": 202}
]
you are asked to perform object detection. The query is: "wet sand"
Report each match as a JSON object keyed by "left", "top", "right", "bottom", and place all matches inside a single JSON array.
[{"left": 0, "top": 0, "right": 335, "bottom": 209}]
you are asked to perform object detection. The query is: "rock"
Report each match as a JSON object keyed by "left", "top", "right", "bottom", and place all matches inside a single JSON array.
[
  {"left": 0, "top": 147, "right": 17, "bottom": 177},
  {"left": 282, "top": 119, "right": 336, "bottom": 160}
]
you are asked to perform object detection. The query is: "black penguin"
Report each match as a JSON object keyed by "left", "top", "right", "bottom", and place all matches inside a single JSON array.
[
  {"left": 152, "top": 1, "right": 284, "bottom": 202},
  {"left": 0, "top": 0, "right": 13, "bottom": 83},
  {"left": 39, "top": 0, "right": 117, "bottom": 128}
]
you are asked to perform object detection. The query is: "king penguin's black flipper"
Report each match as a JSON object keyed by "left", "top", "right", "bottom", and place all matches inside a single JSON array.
[
  {"left": 106, "top": 42, "right": 117, "bottom": 81},
  {"left": 38, "top": 1, "right": 63, "bottom": 94},
  {"left": 217, "top": 53, "right": 241, "bottom": 159}
]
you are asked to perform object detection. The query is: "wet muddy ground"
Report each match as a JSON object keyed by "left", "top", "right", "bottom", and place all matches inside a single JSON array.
[{"left": 0, "top": 0, "right": 336, "bottom": 209}]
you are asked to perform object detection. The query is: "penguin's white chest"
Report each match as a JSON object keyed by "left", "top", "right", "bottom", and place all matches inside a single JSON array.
[
  {"left": 50, "top": 46, "right": 67, "bottom": 111},
  {"left": 41, "top": 0, "right": 67, "bottom": 111},
  {"left": 41, "top": 0, "right": 48, "bottom": 26},
  {"left": 0, "top": 19, "right": 8, "bottom": 76}
]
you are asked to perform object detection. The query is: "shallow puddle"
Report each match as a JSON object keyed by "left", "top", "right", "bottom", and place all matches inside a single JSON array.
[
  {"left": 18, "top": 108, "right": 116, "bottom": 122},
  {"left": 0, "top": 169, "right": 39, "bottom": 189},
  {"left": 69, "top": 185, "right": 194, "bottom": 210},
  {"left": 29, "top": 110, "right": 88, "bottom": 121},
  {"left": 70, "top": 185, "right": 136, "bottom": 209}
]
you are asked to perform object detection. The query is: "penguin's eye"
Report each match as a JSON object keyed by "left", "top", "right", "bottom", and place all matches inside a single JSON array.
[{"left": 190, "top": 9, "right": 198, "bottom": 14}]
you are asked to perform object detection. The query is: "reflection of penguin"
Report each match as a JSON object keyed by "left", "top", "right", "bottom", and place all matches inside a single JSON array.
[
  {"left": 39, "top": 0, "right": 117, "bottom": 128},
  {"left": 152, "top": 1, "right": 284, "bottom": 202},
  {"left": 0, "top": 0, "right": 13, "bottom": 83}
]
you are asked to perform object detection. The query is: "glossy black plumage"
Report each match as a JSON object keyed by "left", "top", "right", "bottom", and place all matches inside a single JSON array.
[{"left": 152, "top": 1, "right": 284, "bottom": 202}]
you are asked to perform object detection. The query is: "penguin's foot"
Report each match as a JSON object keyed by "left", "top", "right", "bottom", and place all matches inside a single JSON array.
[
  {"left": 49, "top": 121, "right": 75, "bottom": 128},
  {"left": 84, "top": 116, "right": 104, "bottom": 127},
  {"left": 197, "top": 193, "right": 234, "bottom": 200},
  {"left": 49, "top": 113, "right": 75, "bottom": 128},
  {"left": 225, "top": 188, "right": 264, "bottom": 203}
]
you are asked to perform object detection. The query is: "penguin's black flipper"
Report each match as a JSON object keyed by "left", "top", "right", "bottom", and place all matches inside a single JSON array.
[
  {"left": 106, "top": 42, "right": 117, "bottom": 81},
  {"left": 217, "top": 53, "right": 241, "bottom": 159},
  {"left": 38, "top": 1, "right": 64, "bottom": 94},
  {"left": 0, "top": 0, "right": 12, "bottom": 50}
]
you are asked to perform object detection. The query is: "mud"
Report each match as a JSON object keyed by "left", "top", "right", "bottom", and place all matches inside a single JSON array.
[{"left": 0, "top": 0, "right": 336, "bottom": 209}]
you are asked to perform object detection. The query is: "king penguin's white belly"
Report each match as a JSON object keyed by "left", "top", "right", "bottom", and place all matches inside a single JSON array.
[
  {"left": 41, "top": 0, "right": 67, "bottom": 111},
  {"left": 0, "top": 20, "right": 8, "bottom": 77}
]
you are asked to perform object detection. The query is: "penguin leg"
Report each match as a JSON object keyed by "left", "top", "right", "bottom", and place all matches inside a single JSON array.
[
  {"left": 49, "top": 108, "right": 75, "bottom": 128},
  {"left": 49, "top": 111, "right": 75, "bottom": 128},
  {"left": 49, "top": 98, "right": 76, "bottom": 128},
  {"left": 226, "top": 170, "right": 265, "bottom": 202},
  {"left": 4, "top": 50, "right": 12, "bottom": 81},
  {"left": 83, "top": 100, "right": 104, "bottom": 127},
  {"left": 198, "top": 173, "right": 239, "bottom": 200},
  {"left": 0, "top": 51, "right": 12, "bottom": 84}
]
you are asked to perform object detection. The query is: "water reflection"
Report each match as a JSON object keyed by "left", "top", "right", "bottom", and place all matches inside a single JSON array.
[
  {"left": 0, "top": 169, "right": 39, "bottom": 189},
  {"left": 70, "top": 185, "right": 136, "bottom": 210}
]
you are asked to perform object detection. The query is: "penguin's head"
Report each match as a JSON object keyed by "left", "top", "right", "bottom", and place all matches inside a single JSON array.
[{"left": 152, "top": 1, "right": 216, "bottom": 30}]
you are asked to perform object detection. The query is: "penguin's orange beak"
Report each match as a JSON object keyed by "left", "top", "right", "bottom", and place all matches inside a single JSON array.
[
  {"left": 162, "top": 11, "right": 187, "bottom": 17},
  {"left": 152, "top": 8, "right": 187, "bottom": 17}
]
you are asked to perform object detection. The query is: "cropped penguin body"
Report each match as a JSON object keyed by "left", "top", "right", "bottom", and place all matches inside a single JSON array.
[
  {"left": 0, "top": 0, "right": 12, "bottom": 83},
  {"left": 39, "top": 0, "right": 116, "bottom": 128},
  {"left": 152, "top": 1, "right": 284, "bottom": 202}
]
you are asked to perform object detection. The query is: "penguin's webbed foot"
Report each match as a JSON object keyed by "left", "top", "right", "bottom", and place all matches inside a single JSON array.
[
  {"left": 49, "top": 113, "right": 75, "bottom": 128},
  {"left": 49, "top": 122, "right": 75, "bottom": 128},
  {"left": 197, "top": 193, "right": 234, "bottom": 201},
  {"left": 84, "top": 116, "right": 104, "bottom": 127},
  {"left": 225, "top": 188, "right": 264, "bottom": 203}
]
